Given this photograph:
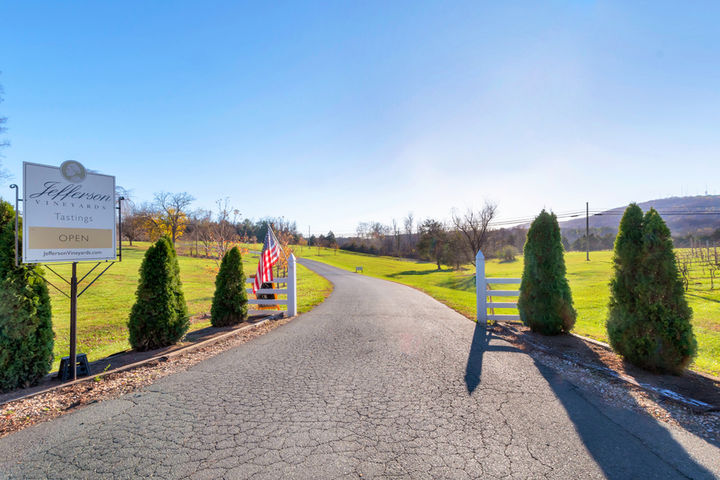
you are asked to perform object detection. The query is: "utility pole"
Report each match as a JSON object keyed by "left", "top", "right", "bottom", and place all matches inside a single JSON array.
[{"left": 586, "top": 202, "right": 590, "bottom": 262}]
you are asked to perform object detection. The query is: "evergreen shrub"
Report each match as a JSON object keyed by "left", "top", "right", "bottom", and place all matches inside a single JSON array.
[
  {"left": 607, "top": 205, "right": 697, "bottom": 373},
  {"left": 128, "top": 236, "right": 189, "bottom": 350},
  {"left": 499, "top": 245, "right": 518, "bottom": 262},
  {"left": 0, "top": 201, "right": 54, "bottom": 391},
  {"left": 518, "top": 210, "right": 576, "bottom": 335},
  {"left": 211, "top": 246, "right": 248, "bottom": 327}
]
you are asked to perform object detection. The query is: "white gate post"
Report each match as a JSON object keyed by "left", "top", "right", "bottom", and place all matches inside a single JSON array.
[
  {"left": 287, "top": 253, "right": 298, "bottom": 317},
  {"left": 476, "top": 250, "right": 486, "bottom": 324}
]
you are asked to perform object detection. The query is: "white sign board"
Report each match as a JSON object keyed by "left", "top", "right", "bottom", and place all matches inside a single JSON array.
[{"left": 23, "top": 161, "right": 117, "bottom": 263}]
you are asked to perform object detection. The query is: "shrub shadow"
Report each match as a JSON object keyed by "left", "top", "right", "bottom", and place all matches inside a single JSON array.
[{"left": 530, "top": 332, "right": 717, "bottom": 477}]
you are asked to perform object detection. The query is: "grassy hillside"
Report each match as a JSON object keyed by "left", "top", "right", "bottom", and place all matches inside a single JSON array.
[
  {"left": 47, "top": 242, "right": 332, "bottom": 369},
  {"left": 296, "top": 246, "right": 720, "bottom": 376}
]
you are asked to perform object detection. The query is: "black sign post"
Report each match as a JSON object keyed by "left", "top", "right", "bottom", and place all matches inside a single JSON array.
[{"left": 69, "top": 262, "right": 78, "bottom": 381}]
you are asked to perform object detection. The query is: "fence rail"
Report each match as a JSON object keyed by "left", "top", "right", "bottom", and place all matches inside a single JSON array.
[
  {"left": 476, "top": 250, "right": 521, "bottom": 324},
  {"left": 244, "top": 253, "right": 297, "bottom": 317}
]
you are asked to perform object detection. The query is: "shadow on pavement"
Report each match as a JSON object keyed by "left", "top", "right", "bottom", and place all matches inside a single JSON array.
[
  {"left": 464, "top": 323, "right": 520, "bottom": 394},
  {"left": 465, "top": 322, "right": 716, "bottom": 478}
]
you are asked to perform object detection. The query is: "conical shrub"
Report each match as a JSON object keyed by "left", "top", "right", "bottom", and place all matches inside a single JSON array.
[
  {"left": 211, "top": 246, "right": 248, "bottom": 327},
  {"left": 607, "top": 206, "right": 696, "bottom": 373},
  {"left": 518, "top": 210, "right": 576, "bottom": 335},
  {"left": 128, "top": 236, "right": 189, "bottom": 351},
  {"left": 0, "top": 200, "right": 54, "bottom": 391},
  {"left": 607, "top": 204, "right": 645, "bottom": 361}
]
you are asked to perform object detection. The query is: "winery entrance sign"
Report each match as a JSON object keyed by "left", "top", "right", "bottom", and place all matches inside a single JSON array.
[
  {"left": 11, "top": 160, "right": 121, "bottom": 382},
  {"left": 23, "top": 161, "right": 116, "bottom": 263}
]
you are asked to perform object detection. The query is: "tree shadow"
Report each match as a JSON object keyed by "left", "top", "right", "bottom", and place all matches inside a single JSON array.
[
  {"left": 438, "top": 275, "right": 475, "bottom": 291},
  {"left": 529, "top": 333, "right": 717, "bottom": 478},
  {"left": 686, "top": 292, "right": 720, "bottom": 304},
  {"left": 387, "top": 269, "right": 451, "bottom": 277},
  {"left": 464, "top": 323, "right": 521, "bottom": 394}
]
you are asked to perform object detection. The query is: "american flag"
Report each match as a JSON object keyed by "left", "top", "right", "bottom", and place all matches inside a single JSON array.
[{"left": 252, "top": 227, "right": 281, "bottom": 295}]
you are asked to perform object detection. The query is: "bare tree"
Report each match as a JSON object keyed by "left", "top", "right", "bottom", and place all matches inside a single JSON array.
[
  {"left": 392, "top": 219, "right": 400, "bottom": 256},
  {"left": 113, "top": 188, "right": 148, "bottom": 246},
  {"left": 403, "top": 212, "right": 414, "bottom": 253},
  {"left": 208, "top": 198, "right": 240, "bottom": 263},
  {"left": 147, "top": 192, "right": 195, "bottom": 245},
  {"left": 403, "top": 212, "right": 414, "bottom": 236},
  {"left": 356, "top": 222, "right": 370, "bottom": 239},
  {"left": 369, "top": 221, "right": 389, "bottom": 239},
  {"left": 451, "top": 202, "right": 497, "bottom": 265},
  {"left": 193, "top": 209, "right": 214, "bottom": 257},
  {"left": 122, "top": 212, "right": 147, "bottom": 246}
]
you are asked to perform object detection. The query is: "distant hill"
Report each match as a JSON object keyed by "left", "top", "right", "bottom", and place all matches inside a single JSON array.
[{"left": 560, "top": 195, "right": 720, "bottom": 237}]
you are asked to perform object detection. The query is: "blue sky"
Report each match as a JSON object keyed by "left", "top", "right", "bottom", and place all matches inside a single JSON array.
[{"left": 1, "top": 1, "right": 719, "bottom": 235}]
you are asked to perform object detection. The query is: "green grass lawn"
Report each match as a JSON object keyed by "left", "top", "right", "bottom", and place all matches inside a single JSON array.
[
  {"left": 46, "top": 242, "right": 332, "bottom": 369},
  {"left": 296, "top": 246, "right": 720, "bottom": 376}
]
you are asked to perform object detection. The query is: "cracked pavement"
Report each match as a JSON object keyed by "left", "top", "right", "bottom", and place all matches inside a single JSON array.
[{"left": 0, "top": 259, "right": 719, "bottom": 479}]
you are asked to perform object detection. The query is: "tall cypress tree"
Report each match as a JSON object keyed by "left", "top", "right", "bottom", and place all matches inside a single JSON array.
[
  {"left": 128, "top": 236, "right": 189, "bottom": 351},
  {"left": 211, "top": 246, "right": 248, "bottom": 327},
  {"left": 518, "top": 210, "right": 576, "bottom": 335},
  {"left": 607, "top": 204, "right": 645, "bottom": 361},
  {"left": 0, "top": 200, "right": 54, "bottom": 391},
  {"left": 608, "top": 206, "right": 696, "bottom": 373}
]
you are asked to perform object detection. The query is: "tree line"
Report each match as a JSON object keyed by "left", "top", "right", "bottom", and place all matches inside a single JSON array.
[
  {"left": 340, "top": 203, "right": 529, "bottom": 269},
  {"left": 119, "top": 190, "right": 300, "bottom": 261}
]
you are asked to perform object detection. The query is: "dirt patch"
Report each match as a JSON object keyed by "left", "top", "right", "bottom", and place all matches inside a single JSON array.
[{"left": 0, "top": 314, "right": 292, "bottom": 438}]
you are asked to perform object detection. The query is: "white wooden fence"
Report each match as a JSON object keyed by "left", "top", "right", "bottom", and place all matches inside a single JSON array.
[
  {"left": 476, "top": 250, "right": 521, "bottom": 324},
  {"left": 245, "top": 253, "right": 298, "bottom": 317}
]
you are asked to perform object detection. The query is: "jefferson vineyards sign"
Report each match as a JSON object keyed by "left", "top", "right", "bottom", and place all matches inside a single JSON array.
[{"left": 23, "top": 161, "right": 116, "bottom": 263}]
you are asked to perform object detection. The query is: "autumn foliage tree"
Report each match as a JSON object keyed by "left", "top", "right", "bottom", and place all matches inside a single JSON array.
[{"left": 143, "top": 192, "right": 194, "bottom": 245}]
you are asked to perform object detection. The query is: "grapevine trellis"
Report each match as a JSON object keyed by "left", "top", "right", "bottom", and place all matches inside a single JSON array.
[{"left": 676, "top": 240, "right": 720, "bottom": 291}]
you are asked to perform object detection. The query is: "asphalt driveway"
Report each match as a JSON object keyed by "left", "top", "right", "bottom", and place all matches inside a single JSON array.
[{"left": 0, "top": 259, "right": 718, "bottom": 479}]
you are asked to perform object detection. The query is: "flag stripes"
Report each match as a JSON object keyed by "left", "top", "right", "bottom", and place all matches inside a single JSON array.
[{"left": 252, "top": 227, "right": 282, "bottom": 295}]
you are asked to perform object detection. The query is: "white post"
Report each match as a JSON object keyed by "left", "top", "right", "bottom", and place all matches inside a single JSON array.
[
  {"left": 476, "top": 250, "right": 486, "bottom": 324},
  {"left": 287, "top": 253, "right": 298, "bottom": 317}
]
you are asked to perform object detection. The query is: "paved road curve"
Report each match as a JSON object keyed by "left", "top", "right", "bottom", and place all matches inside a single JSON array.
[{"left": 1, "top": 259, "right": 718, "bottom": 479}]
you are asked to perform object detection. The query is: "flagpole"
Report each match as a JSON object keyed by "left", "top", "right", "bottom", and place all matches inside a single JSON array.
[
  {"left": 267, "top": 223, "right": 289, "bottom": 263},
  {"left": 266, "top": 223, "right": 290, "bottom": 282}
]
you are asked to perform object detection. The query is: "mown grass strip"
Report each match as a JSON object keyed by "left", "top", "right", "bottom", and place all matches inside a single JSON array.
[{"left": 47, "top": 243, "right": 332, "bottom": 369}]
